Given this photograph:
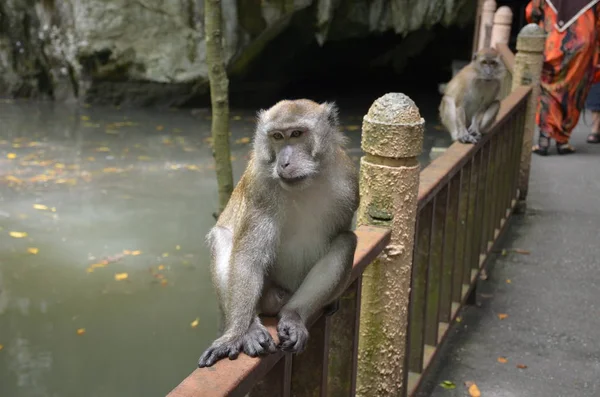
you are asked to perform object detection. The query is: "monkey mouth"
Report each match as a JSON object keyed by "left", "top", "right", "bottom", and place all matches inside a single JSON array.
[{"left": 279, "top": 175, "right": 308, "bottom": 184}]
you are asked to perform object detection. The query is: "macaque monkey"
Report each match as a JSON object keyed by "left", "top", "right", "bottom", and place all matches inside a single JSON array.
[
  {"left": 439, "top": 47, "right": 506, "bottom": 144},
  {"left": 198, "top": 99, "right": 359, "bottom": 368}
]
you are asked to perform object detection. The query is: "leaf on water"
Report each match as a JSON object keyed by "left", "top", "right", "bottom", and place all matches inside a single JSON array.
[
  {"left": 234, "top": 137, "right": 251, "bottom": 144},
  {"left": 9, "top": 231, "right": 28, "bottom": 238},
  {"left": 0, "top": 344, "right": 3, "bottom": 351},
  {"left": 54, "top": 163, "right": 65, "bottom": 169},
  {"left": 123, "top": 250, "right": 132, "bottom": 255},
  {"left": 7, "top": 153, "right": 16, "bottom": 159},
  {"left": 80, "top": 115, "right": 90, "bottom": 121},
  {"left": 160, "top": 279, "right": 168, "bottom": 286},
  {"left": 27, "top": 247, "right": 39, "bottom": 255},
  {"left": 162, "top": 253, "right": 169, "bottom": 258},
  {"left": 501, "top": 249, "right": 508, "bottom": 256},
  {"left": 176, "top": 245, "right": 181, "bottom": 250},
  {"left": 513, "top": 248, "right": 530, "bottom": 255},
  {"left": 185, "top": 165, "right": 200, "bottom": 171},
  {"left": 516, "top": 364, "right": 527, "bottom": 369},
  {"left": 467, "top": 382, "right": 481, "bottom": 397},
  {"left": 131, "top": 250, "right": 141, "bottom": 256},
  {"left": 498, "top": 356, "right": 508, "bottom": 364},
  {"left": 233, "top": 115, "right": 242, "bottom": 121},
  {"left": 5, "top": 175, "right": 22, "bottom": 184},
  {"left": 506, "top": 279, "right": 512, "bottom": 284},
  {"left": 440, "top": 381, "right": 456, "bottom": 390},
  {"left": 96, "top": 147, "right": 111, "bottom": 152},
  {"left": 190, "top": 317, "right": 200, "bottom": 328},
  {"left": 114, "top": 272, "right": 129, "bottom": 281},
  {"left": 33, "top": 204, "right": 49, "bottom": 210},
  {"left": 456, "top": 316, "right": 462, "bottom": 323},
  {"left": 103, "top": 167, "right": 123, "bottom": 173},
  {"left": 87, "top": 157, "right": 95, "bottom": 161},
  {"left": 76, "top": 328, "right": 86, "bottom": 335},
  {"left": 156, "top": 125, "right": 164, "bottom": 131},
  {"left": 137, "top": 156, "right": 151, "bottom": 161},
  {"left": 158, "top": 265, "right": 166, "bottom": 271},
  {"left": 497, "top": 313, "right": 508, "bottom": 320}
]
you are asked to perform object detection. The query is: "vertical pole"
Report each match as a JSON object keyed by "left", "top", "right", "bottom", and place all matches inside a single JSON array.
[
  {"left": 355, "top": 94, "right": 424, "bottom": 397},
  {"left": 478, "top": 0, "right": 497, "bottom": 50},
  {"left": 472, "top": 0, "right": 485, "bottom": 57},
  {"left": 490, "top": 6, "right": 513, "bottom": 49},
  {"left": 510, "top": 24, "right": 546, "bottom": 209}
]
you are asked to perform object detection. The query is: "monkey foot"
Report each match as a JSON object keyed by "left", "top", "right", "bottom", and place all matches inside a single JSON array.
[
  {"left": 277, "top": 310, "right": 309, "bottom": 353},
  {"left": 198, "top": 323, "right": 277, "bottom": 368}
]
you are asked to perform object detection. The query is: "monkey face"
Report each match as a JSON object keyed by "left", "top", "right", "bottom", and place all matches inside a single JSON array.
[
  {"left": 253, "top": 99, "right": 345, "bottom": 190},
  {"left": 473, "top": 49, "right": 506, "bottom": 81}
]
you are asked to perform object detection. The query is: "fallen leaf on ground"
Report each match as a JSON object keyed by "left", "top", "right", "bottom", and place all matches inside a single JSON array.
[
  {"left": 497, "top": 356, "right": 508, "bottom": 363},
  {"left": 7, "top": 153, "right": 16, "bottom": 159},
  {"left": 86, "top": 262, "right": 108, "bottom": 273},
  {"left": 467, "top": 382, "right": 481, "bottom": 397},
  {"left": 27, "top": 248, "right": 39, "bottom": 255},
  {"left": 5, "top": 175, "right": 22, "bottom": 184},
  {"left": 497, "top": 313, "right": 508, "bottom": 320},
  {"left": 131, "top": 250, "right": 141, "bottom": 256},
  {"left": 76, "top": 328, "right": 86, "bottom": 335},
  {"left": 513, "top": 248, "right": 530, "bottom": 255},
  {"left": 440, "top": 380, "right": 456, "bottom": 390},
  {"left": 234, "top": 137, "right": 251, "bottom": 144},
  {"left": 190, "top": 318, "right": 200, "bottom": 328},
  {"left": 516, "top": 364, "right": 528, "bottom": 369},
  {"left": 114, "top": 273, "right": 129, "bottom": 281},
  {"left": 33, "top": 204, "right": 49, "bottom": 210},
  {"left": 9, "top": 231, "right": 28, "bottom": 238}
]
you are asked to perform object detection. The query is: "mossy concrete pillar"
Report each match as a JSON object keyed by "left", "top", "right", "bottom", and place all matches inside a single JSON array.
[
  {"left": 355, "top": 93, "right": 423, "bottom": 396},
  {"left": 510, "top": 23, "right": 546, "bottom": 207}
]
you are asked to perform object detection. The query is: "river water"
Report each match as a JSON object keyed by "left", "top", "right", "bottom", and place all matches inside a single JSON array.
[{"left": 0, "top": 96, "right": 450, "bottom": 397}]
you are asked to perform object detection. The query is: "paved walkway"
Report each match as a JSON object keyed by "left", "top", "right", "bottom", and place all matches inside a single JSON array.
[{"left": 418, "top": 118, "right": 600, "bottom": 397}]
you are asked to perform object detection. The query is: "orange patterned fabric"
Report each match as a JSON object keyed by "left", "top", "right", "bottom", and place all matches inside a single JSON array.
[{"left": 526, "top": 0, "right": 600, "bottom": 143}]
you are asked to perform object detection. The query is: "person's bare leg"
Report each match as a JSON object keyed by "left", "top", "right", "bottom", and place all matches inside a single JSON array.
[{"left": 589, "top": 111, "right": 600, "bottom": 143}]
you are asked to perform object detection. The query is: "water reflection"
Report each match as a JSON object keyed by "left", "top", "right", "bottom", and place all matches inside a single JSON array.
[{"left": 0, "top": 98, "right": 449, "bottom": 397}]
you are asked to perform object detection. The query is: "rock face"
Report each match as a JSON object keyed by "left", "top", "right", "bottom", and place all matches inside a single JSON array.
[{"left": 0, "top": 0, "right": 475, "bottom": 106}]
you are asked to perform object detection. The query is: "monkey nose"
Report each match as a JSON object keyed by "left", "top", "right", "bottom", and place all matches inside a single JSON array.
[{"left": 281, "top": 162, "right": 290, "bottom": 169}]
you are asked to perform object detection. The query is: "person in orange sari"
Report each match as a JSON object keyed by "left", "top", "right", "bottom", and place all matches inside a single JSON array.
[{"left": 526, "top": 0, "right": 600, "bottom": 155}]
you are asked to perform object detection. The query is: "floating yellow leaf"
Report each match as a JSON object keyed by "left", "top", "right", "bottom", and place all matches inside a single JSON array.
[
  {"left": 156, "top": 125, "right": 164, "bottom": 131},
  {"left": 54, "top": 163, "right": 65, "bottom": 169},
  {"left": 234, "top": 137, "right": 251, "bottom": 144},
  {"left": 80, "top": 115, "right": 90, "bottom": 121},
  {"left": 131, "top": 250, "right": 141, "bottom": 256},
  {"left": 9, "top": 231, "right": 28, "bottom": 238},
  {"left": 497, "top": 313, "right": 508, "bottom": 320},
  {"left": 27, "top": 248, "right": 39, "bottom": 255},
  {"left": 497, "top": 356, "right": 508, "bottom": 364},
  {"left": 176, "top": 245, "right": 181, "bottom": 250},
  {"left": 516, "top": 363, "right": 528, "bottom": 369},
  {"left": 138, "top": 156, "right": 151, "bottom": 161},
  {"left": 123, "top": 250, "right": 132, "bottom": 255},
  {"left": 185, "top": 165, "right": 200, "bottom": 171},
  {"left": 96, "top": 147, "right": 111, "bottom": 152},
  {"left": 456, "top": 316, "right": 462, "bottom": 323},
  {"left": 33, "top": 204, "right": 49, "bottom": 210},
  {"left": 345, "top": 125, "right": 360, "bottom": 131},
  {"left": 76, "top": 328, "right": 86, "bottom": 335},
  {"left": 233, "top": 115, "right": 242, "bottom": 121},
  {"left": 190, "top": 317, "right": 200, "bottom": 328},
  {"left": 506, "top": 279, "right": 512, "bottom": 284},
  {"left": 114, "top": 272, "right": 129, "bottom": 281},
  {"left": 158, "top": 265, "right": 166, "bottom": 271},
  {"left": 7, "top": 153, "right": 16, "bottom": 159},
  {"left": 160, "top": 279, "right": 168, "bottom": 286},
  {"left": 103, "top": 167, "right": 123, "bottom": 173},
  {"left": 0, "top": 344, "right": 3, "bottom": 351},
  {"left": 87, "top": 157, "right": 96, "bottom": 161},
  {"left": 5, "top": 175, "right": 22, "bottom": 183},
  {"left": 51, "top": 207, "right": 57, "bottom": 212},
  {"left": 162, "top": 253, "right": 169, "bottom": 258}
]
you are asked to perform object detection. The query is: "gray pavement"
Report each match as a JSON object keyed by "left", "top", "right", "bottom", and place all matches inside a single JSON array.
[{"left": 418, "top": 118, "right": 600, "bottom": 397}]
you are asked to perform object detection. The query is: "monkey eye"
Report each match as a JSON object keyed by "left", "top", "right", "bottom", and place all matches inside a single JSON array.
[
  {"left": 272, "top": 132, "right": 284, "bottom": 140},
  {"left": 290, "top": 130, "right": 303, "bottom": 138}
]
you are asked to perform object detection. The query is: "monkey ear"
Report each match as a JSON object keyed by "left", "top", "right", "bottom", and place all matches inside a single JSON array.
[{"left": 320, "top": 102, "right": 340, "bottom": 127}]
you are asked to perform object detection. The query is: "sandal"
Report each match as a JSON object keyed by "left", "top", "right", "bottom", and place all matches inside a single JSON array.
[
  {"left": 556, "top": 142, "right": 576, "bottom": 155},
  {"left": 532, "top": 134, "right": 551, "bottom": 156},
  {"left": 587, "top": 132, "right": 600, "bottom": 144}
]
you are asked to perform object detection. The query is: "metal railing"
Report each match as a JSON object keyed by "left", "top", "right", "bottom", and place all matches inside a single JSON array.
[
  {"left": 167, "top": 226, "right": 390, "bottom": 397},
  {"left": 405, "top": 84, "right": 531, "bottom": 394}
]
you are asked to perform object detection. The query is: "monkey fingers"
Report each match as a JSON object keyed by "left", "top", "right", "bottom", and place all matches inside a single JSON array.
[
  {"left": 457, "top": 132, "right": 481, "bottom": 144},
  {"left": 277, "top": 311, "right": 309, "bottom": 353}
]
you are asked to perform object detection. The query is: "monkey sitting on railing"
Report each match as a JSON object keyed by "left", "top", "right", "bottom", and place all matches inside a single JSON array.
[
  {"left": 439, "top": 48, "right": 506, "bottom": 144},
  {"left": 198, "top": 99, "right": 359, "bottom": 368}
]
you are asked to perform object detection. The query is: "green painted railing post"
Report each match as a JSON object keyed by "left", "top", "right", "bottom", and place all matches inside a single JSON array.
[
  {"left": 510, "top": 23, "right": 546, "bottom": 209},
  {"left": 355, "top": 93, "right": 424, "bottom": 396}
]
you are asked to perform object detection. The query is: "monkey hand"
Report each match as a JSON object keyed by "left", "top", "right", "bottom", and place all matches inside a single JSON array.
[
  {"left": 198, "top": 322, "right": 277, "bottom": 368},
  {"left": 277, "top": 310, "right": 309, "bottom": 353},
  {"left": 457, "top": 132, "right": 481, "bottom": 144}
]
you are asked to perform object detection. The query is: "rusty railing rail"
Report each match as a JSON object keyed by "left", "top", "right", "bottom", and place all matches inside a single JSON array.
[
  {"left": 404, "top": 84, "right": 531, "bottom": 395},
  {"left": 167, "top": 225, "right": 390, "bottom": 397}
]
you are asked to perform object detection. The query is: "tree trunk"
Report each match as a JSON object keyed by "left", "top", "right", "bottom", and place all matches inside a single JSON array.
[{"left": 205, "top": 0, "right": 233, "bottom": 216}]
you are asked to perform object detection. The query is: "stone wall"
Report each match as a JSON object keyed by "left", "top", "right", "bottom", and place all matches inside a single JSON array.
[{"left": 0, "top": 0, "right": 475, "bottom": 105}]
